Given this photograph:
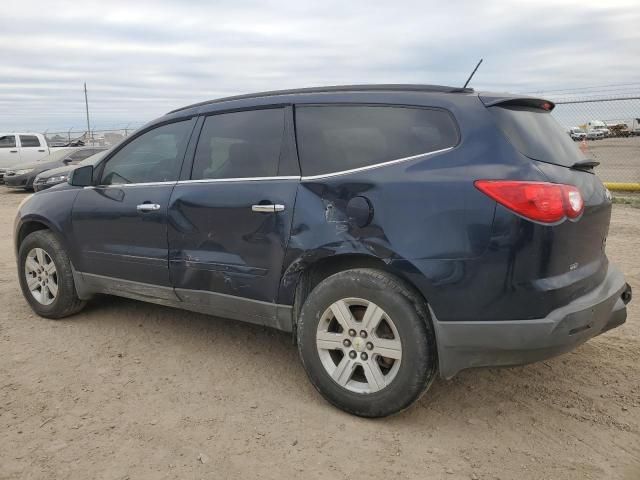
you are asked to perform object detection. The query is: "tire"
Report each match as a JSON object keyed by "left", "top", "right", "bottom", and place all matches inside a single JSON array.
[
  {"left": 18, "top": 230, "right": 86, "bottom": 319},
  {"left": 297, "top": 268, "right": 437, "bottom": 417}
]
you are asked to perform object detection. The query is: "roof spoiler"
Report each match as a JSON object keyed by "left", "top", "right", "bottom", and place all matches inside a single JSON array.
[{"left": 479, "top": 94, "right": 555, "bottom": 111}]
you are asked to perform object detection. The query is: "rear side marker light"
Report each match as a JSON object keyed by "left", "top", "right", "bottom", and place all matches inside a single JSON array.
[{"left": 474, "top": 180, "right": 584, "bottom": 224}]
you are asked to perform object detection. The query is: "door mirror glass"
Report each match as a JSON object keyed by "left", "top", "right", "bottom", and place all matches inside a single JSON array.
[{"left": 69, "top": 165, "right": 94, "bottom": 187}]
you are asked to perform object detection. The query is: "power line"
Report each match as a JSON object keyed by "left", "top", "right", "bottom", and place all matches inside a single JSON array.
[{"left": 519, "top": 82, "right": 640, "bottom": 95}]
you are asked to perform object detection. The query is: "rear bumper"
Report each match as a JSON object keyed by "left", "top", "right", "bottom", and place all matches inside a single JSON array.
[{"left": 435, "top": 265, "right": 631, "bottom": 379}]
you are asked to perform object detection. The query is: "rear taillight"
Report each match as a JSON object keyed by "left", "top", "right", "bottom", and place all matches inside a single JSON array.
[{"left": 474, "top": 180, "right": 584, "bottom": 224}]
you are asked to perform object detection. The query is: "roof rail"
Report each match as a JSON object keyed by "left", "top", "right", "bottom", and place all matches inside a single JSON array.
[{"left": 168, "top": 84, "right": 474, "bottom": 114}]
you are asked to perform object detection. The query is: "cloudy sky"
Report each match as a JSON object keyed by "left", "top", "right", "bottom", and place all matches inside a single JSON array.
[{"left": 1, "top": 0, "right": 639, "bottom": 132}]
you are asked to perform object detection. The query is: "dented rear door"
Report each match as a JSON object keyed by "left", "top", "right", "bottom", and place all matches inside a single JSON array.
[{"left": 167, "top": 107, "right": 299, "bottom": 324}]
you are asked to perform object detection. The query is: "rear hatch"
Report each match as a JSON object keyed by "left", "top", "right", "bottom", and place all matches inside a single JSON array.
[{"left": 484, "top": 97, "right": 612, "bottom": 302}]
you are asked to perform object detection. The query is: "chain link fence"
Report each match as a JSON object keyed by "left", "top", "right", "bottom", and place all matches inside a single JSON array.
[
  {"left": 42, "top": 125, "right": 143, "bottom": 148},
  {"left": 551, "top": 97, "right": 640, "bottom": 185}
]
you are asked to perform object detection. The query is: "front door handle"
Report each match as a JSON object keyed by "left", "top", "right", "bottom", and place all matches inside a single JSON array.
[
  {"left": 9, "top": 150, "right": 17, "bottom": 153},
  {"left": 252, "top": 204, "right": 285, "bottom": 213},
  {"left": 137, "top": 203, "right": 161, "bottom": 212}
]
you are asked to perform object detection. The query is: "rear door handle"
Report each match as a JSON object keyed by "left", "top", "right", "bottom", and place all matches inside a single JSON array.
[
  {"left": 252, "top": 204, "right": 285, "bottom": 213},
  {"left": 137, "top": 203, "right": 161, "bottom": 212},
  {"left": 38, "top": 149, "right": 46, "bottom": 152},
  {"left": 9, "top": 150, "right": 17, "bottom": 153}
]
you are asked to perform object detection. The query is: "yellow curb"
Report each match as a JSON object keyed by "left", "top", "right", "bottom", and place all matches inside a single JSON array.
[{"left": 603, "top": 183, "right": 640, "bottom": 192}]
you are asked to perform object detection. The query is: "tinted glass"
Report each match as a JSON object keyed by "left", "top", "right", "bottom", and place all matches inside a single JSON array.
[
  {"left": 19, "top": 135, "right": 41, "bottom": 147},
  {"left": 490, "top": 106, "right": 585, "bottom": 167},
  {"left": 0, "top": 135, "right": 17, "bottom": 148},
  {"left": 192, "top": 109, "right": 285, "bottom": 180},
  {"left": 295, "top": 106, "right": 459, "bottom": 176},
  {"left": 101, "top": 121, "right": 192, "bottom": 185},
  {"left": 68, "top": 148, "right": 101, "bottom": 162}
]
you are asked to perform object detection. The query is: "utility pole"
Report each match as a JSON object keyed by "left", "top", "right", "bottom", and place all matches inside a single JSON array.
[{"left": 84, "top": 82, "right": 92, "bottom": 145}]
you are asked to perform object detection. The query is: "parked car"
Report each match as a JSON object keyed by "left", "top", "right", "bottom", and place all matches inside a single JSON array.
[
  {"left": 4, "top": 147, "right": 106, "bottom": 190},
  {"left": 14, "top": 85, "right": 631, "bottom": 417},
  {"left": 0, "top": 133, "right": 90, "bottom": 183},
  {"left": 586, "top": 120, "right": 610, "bottom": 137},
  {"left": 586, "top": 129, "right": 605, "bottom": 140},
  {"left": 568, "top": 127, "right": 587, "bottom": 141},
  {"left": 33, "top": 150, "right": 108, "bottom": 192}
]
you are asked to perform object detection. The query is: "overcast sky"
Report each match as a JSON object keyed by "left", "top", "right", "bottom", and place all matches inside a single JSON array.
[{"left": 1, "top": 0, "right": 639, "bottom": 132}]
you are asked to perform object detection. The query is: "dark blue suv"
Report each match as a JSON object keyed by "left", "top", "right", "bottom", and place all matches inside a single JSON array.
[{"left": 14, "top": 85, "right": 632, "bottom": 417}]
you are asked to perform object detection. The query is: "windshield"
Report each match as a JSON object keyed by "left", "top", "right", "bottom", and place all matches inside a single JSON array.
[
  {"left": 79, "top": 150, "right": 107, "bottom": 165},
  {"left": 490, "top": 106, "right": 586, "bottom": 167},
  {"left": 46, "top": 148, "right": 76, "bottom": 162}
]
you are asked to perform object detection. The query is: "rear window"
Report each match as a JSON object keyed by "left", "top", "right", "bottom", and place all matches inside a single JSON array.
[
  {"left": 296, "top": 106, "right": 459, "bottom": 176},
  {"left": 490, "top": 106, "right": 585, "bottom": 167}
]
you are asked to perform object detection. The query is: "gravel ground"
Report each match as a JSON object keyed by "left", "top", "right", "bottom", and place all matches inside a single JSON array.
[
  {"left": 0, "top": 188, "right": 639, "bottom": 480},
  {"left": 582, "top": 136, "right": 640, "bottom": 183}
]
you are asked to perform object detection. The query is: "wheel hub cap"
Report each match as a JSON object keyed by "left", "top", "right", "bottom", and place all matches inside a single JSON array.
[{"left": 352, "top": 337, "right": 365, "bottom": 352}]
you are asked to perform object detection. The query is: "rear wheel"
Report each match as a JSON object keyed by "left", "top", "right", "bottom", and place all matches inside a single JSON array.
[
  {"left": 297, "top": 268, "right": 436, "bottom": 417},
  {"left": 18, "top": 230, "right": 85, "bottom": 319}
]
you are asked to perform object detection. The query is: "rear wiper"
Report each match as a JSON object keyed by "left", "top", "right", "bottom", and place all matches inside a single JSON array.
[{"left": 571, "top": 159, "right": 600, "bottom": 172}]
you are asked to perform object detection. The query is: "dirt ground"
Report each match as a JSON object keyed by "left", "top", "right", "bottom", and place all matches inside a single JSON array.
[
  {"left": 582, "top": 136, "right": 640, "bottom": 183},
  {"left": 0, "top": 189, "right": 638, "bottom": 480}
]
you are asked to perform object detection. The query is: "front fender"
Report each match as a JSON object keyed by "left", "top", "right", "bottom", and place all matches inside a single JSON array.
[{"left": 14, "top": 188, "right": 80, "bottom": 260}]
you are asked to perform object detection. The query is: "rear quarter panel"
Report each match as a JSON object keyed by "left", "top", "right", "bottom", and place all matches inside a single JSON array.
[{"left": 279, "top": 95, "right": 559, "bottom": 322}]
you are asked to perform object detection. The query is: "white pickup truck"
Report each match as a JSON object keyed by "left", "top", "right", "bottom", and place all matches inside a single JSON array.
[
  {"left": 0, "top": 133, "right": 61, "bottom": 168},
  {"left": 0, "top": 133, "right": 68, "bottom": 183}
]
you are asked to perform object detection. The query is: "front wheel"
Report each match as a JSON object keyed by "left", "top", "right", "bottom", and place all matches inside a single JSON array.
[
  {"left": 18, "top": 230, "right": 86, "bottom": 319},
  {"left": 297, "top": 268, "right": 437, "bottom": 417}
]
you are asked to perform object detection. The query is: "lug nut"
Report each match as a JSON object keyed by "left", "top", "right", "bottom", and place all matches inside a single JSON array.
[
  {"left": 366, "top": 342, "right": 373, "bottom": 350},
  {"left": 360, "top": 352, "right": 368, "bottom": 361},
  {"left": 343, "top": 339, "right": 351, "bottom": 347},
  {"left": 349, "top": 350, "right": 357, "bottom": 359},
  {"left": 348, "top": 329, "right": 356, "bottom": 337},
  {"left": 359, "top": 330, "right": 367, "bottom": 338}
]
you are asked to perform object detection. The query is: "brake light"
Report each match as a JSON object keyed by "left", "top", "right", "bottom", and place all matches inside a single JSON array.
[{"left": 474, "top": 180, "right": 584, "bottom": 224}]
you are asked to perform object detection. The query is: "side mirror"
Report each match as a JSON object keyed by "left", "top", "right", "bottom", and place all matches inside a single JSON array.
[
  {"left": 62, "top": 158, "right": 72, "bottom": 165},
  {"left": 68, "top": 165, "right": 94, "bottom": 187}
]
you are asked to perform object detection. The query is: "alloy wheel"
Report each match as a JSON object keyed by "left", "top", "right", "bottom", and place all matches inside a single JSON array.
[
  {"left": 24, "top": 248, "right": 58, "bottom": 305},
  {"left": 316, "top": 297, "right": 402, "bottom": 394}
]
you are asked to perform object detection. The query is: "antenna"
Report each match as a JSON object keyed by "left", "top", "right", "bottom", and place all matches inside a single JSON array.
[{"left": 463, "top": 58, "right": 483, "bottom": 89}]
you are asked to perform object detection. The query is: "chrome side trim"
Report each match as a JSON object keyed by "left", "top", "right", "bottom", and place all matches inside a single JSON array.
[
  {"left": 79, "top": 147, "right": 452, "bottom": 188},
  {"left": 84, "top": 181, "right": 175, "bottom": 189},
  {"left": 176, "top": 176, "right": 299, "bottom": 184},
  {"left": 300, "top": 147, "right": 454, "bottom": 181}
]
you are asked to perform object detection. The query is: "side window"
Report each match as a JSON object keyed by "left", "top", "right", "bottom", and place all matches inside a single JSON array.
[
  {"left": 101, "top": 121, "right": 192, "bottom": 185},
  {"left": 295, "top": 106, "right": 459, "bottom": 176},
  {"left": 191, "top": 108, "right": 285, "bottom": 180},
  {"left": 19, "top": 135, "right": 41, "bottom": 147},
  {"left": 0, "top": 135, "right": 17, "bottom": 148}
]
